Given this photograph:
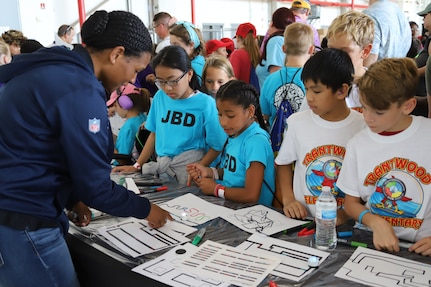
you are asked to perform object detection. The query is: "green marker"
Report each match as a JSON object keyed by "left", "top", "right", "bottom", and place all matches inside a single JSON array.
[
  {"left": 192, "top": 228, "right": 206, "bottom": 246},
  {"left": 337, "top": 238, "right": 368, "bottom": 248}
]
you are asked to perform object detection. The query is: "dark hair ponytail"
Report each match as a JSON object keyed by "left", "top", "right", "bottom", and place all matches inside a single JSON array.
[{"left": 216, "top": 80, "right": 267, "bottom": 132}]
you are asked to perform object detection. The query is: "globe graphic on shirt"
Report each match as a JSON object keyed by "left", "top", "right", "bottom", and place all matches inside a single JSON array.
[{"left": 305, "top": 156, "right": 343, "bottom": 197}]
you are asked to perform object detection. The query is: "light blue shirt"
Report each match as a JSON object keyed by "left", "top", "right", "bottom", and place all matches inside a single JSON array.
[
  {"left": 219, "top": 122, "right": 275, "bottom": 206},
  {"left": 145, "top": 90, "right": 226, "bottom": 157},
  {"left": 115, "top": 113, "right": 146, "bottom": 155},
  {"left": 255, "top": 35, "right": 285, "bottom": 88},
  {"left": 363, "top": 0, "right": 410, "bottom": 59},
  {"left": 191, "top": 55, "right": 205, "bottom": 80},
  {"left": 260, "top": 66, "right": 305, "bottom": 127}
]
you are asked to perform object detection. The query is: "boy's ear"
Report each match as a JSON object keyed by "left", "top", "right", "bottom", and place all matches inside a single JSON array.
[
  {"left": 336, "top": 83, "right": 350, "bottom": 99},
  {"left": 308, "top": 45, "right": 315, "bottom": 55},
  {"left": 282, "top": 44, "right": 286, "bottom": 54},
  {"left": 403, "top": 97, "right": 417, "bottom": 115},
  {"left": 362, "top": 43, "right": 372, "bottom": 59}
]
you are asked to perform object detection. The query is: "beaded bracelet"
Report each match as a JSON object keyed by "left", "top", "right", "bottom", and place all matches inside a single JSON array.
[{"left": 358, "top": 209, "right": 370, "bottom": 224}]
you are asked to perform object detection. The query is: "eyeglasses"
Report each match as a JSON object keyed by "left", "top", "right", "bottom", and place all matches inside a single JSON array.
[{"left": 155, "top": 71, "right": 188, "bottom": 89}]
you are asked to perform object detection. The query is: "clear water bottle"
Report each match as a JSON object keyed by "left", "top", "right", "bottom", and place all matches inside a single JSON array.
[{"left": 315, "top": 186, "right": 337, "bottom": 250}]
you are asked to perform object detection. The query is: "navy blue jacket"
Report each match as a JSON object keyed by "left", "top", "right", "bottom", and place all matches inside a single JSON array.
[{"left": 0, "top": 46, "right": 151, "bottom": 233}]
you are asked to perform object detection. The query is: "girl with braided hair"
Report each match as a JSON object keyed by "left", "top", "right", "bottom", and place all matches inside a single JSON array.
[
  {"left": 0, "top": 10, "right": 172, "bottom": 287},
  {"left": 187, "top": 80, "right": 275, "bottom": 206}
]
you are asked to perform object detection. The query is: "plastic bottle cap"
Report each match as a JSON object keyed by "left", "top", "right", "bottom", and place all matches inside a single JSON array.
[{"left": 308, "top": 256, "right": 319, "bottom": 268}]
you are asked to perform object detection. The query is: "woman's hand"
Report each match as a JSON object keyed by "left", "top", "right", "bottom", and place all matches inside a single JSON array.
[
  {"left": 68, "top": 201, "right": 92, "bottom": 227},
  {"left": 146, "top": 203, "right": 173, "bottom": 229}
]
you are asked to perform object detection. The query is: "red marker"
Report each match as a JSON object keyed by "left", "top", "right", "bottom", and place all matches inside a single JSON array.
[{"left": 269, "top": 281, "right": 279, "bottom": 287}]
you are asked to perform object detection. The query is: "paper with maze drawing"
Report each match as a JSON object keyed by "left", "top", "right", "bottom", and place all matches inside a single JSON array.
[
  {"left": 132, "top": 243, "right": 229, "bottom": 287},
  {"left": 238, "top": 234, "right": 330, "bottom": 282},
  {"left": 158, "top": 193, "right": 231, "bottom": 226},
  {"left": 220, "top": 204, "right": 307, "bottom": 235},
  {"left": 335, "top": 246, "right": 431, "bottom": 287},
  {"left": 97, "top": 218, "right": 194, "bottom": 258}
]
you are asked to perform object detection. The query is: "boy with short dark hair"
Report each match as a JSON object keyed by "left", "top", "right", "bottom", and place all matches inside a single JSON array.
[
  {"left": 275, "top": 48, "right": 365, "bottom": 225},
  {"left": 338, "top": 58, "right": 431, "bottom": 256}
]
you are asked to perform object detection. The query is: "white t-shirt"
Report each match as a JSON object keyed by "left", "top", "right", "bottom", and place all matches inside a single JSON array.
[
  {"left": 337, "top": 116, "right": 431, "bottom": 242},
  {"left": 275, "top": 109, "right": 365, "bottom": 216}
]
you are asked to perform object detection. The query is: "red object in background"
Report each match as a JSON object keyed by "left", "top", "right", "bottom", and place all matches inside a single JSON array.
[{"left": 40, "top": 3, "right": 45, "bottom": 9}]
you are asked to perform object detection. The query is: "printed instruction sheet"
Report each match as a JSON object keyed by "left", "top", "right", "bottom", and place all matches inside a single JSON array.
[
  {"left": 132, "top": 243, "right": 229, "bottom": 287},
  {"left": 176, "top": 240, "right": 282, "bottom": 287}
]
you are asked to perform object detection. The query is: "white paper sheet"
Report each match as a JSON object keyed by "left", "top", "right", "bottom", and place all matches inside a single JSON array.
[
  {"left": 132, "top": 243, "right": 230, "bottom": 287},
  {"left": 335, "top": 246, "right": 431, "bottom": 287},
  {"left": 176, "top": 240, "right": 282, "bottom": 287},
  {"left": 158, "top": 193, "right": 230, "bottom": 226},
  {"left": 125, "top": 177, "right": 140, "bottom": 194},
  {"left": 238, "top": 234, "right": 330, "bottom": 282},
  {"left": 97, "top": 218, "right": 194, "bottom": 258},
  {"left": 220, "top": 205, "right": 307, "bottom": 235}
]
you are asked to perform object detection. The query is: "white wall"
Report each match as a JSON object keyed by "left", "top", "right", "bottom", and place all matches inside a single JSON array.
[{"left": 9, "top": 0, "right": 429, "bottom": 46}]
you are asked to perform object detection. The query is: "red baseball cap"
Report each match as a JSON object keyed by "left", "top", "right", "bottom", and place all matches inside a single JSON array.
[
  {"left": 107, "top": 83, "right": 138, "bottom": 107},
  {"left": 235, "top": 22, "right": 256, "bottom": 39},
  {"left": 220, "top": 37, "right": 235, "bottom": 53},
  {"left": 206, "top": 39, "right": 229, "bottom": 56}
]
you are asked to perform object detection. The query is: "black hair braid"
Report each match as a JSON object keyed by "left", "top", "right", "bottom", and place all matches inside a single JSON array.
[
  {"left": 81, "top": 10, "right": 152, "bottom": 57},
  {"left": 217, "top": 80, "right": 268, "bottom": 132}
]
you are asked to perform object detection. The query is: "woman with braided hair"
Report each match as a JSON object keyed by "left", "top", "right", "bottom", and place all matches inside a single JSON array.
[
  {"left": 187, "top": 80, "right": 275, "bottom": 206},
  {"left": 0, "top": 10, "right": 172, "bottom": 287}
]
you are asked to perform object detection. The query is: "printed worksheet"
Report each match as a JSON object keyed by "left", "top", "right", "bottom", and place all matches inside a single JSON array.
[
  {"left": 238, "top": 234, "right": 330, "bottom": 282},
  {"left": 220, "top": 205, "right": 307, "bottom": 235},
  {"left": 97, "top": 218, "right": 195, "bottom": 258},
  {"left": 176, "top": 240, "right": 282, "bottom": 287},
  {"left": 158, "top": 193, "right": 231, "bottom": 226},
  {"left": 335, "top": 246, "right": 431, "bottom": 287},
  {"left": 132, "top": 243, "right": 229, "bottom": 287}
]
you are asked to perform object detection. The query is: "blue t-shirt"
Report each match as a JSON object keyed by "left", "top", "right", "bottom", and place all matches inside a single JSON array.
[
  {"left": 219, "top": 122, "right": 275, "bottom": 206},
  {"left": 260, "top": 67, "right": 305, "bottom": 127},
  {"left": 145, "top": 90, "right": 226, "bottom": 157},
  {"left": 255, "top": 35, "right": 285, "bottom": 88},
  {"left": 115, "top": 113, "right": 146, "bottom": 155},
  {"left": 191, "top": 55, "right": 205, "bottom": 80}
]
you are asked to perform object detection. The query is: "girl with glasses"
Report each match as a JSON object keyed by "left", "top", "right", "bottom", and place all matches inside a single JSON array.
[{"left": 113, "top": 46, "right": 226, "bottom": 185}]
